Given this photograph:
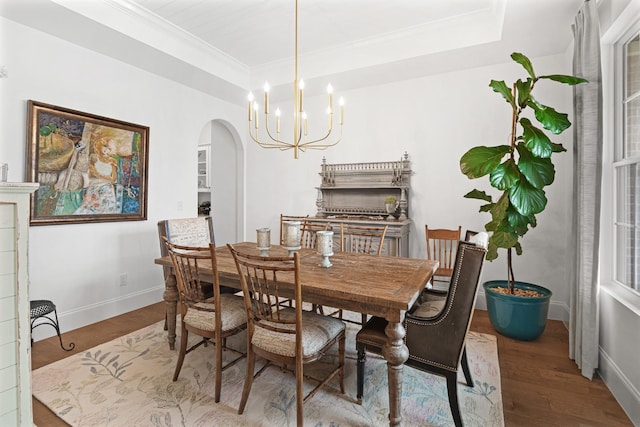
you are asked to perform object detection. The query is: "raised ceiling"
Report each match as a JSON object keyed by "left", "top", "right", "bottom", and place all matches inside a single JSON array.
[{"left": 1, "top": 0, "right": 583, "bottom": 104}]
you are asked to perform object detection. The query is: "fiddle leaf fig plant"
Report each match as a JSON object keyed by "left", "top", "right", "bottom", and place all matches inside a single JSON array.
[{"left": 460, "top": 52, "right": 587, "bottom": 293}]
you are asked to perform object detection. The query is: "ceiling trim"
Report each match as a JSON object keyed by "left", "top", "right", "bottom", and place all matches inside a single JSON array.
[{"left": 51, "top": 0, "right": 250, "bottom": 89}]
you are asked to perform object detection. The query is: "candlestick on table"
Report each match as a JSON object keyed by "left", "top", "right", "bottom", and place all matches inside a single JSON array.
[{"left": 256, "top": 227, "right": 271, "bottom": 256}]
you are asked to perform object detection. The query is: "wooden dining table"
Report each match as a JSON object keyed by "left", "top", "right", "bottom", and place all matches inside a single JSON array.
[{"left": 155, "top": 242, "right": 437, "bottom": 427}]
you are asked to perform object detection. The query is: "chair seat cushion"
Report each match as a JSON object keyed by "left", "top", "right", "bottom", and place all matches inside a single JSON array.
[
  {"left": 411, "top": 289, "right": 447, "bottom": 318},
  {"left": 355, "top": 316, "right": 387, "bottom": 349},
  {"left": 252, "top": 309, "right": 345, "bottom": 358},
  {"left": 184, "top": 294, "right": 246, "bottom": 332}
]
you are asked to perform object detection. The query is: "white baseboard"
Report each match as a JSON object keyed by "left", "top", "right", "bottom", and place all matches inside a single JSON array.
[
  {"left": 474, "top": 290, "right": 570, "bottom": 322},
  {"left": 598, "top": 347, "right": 640, "bottom": 426},
  {"left": 31, "top": 286, "right": 165, "bottom": 342}
]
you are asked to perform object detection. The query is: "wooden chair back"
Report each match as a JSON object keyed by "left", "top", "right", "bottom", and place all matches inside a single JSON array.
[
  {"left": 425, "top": 225, "right": 461, "bottom": 283},
  {"left": 162, "top": 237, "right": 218, "bottom": 310},
  {"left": 158, "top": 217, "right": 214, "bottom": 280},
  {"left": 279, "top": 214, "right": 309, "bottom": 245},
  {"left": 227, "top": 245, "right": 300, "bottom": 335},
  {"left": 300, "top": 220, "right": 329, "bottom": 249},
  {"left": 339, "top": 223, "right": 388, "bottom": 255}
]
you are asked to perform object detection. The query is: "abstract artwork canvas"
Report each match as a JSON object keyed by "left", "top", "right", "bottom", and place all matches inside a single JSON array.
[{"left": 26, "top": 100, "right": 149, "bottom": 225}]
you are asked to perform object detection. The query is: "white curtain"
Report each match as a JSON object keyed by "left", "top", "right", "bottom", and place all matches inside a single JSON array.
[{"left": 569, "top": 0, "right": 602, "bottom": 380}]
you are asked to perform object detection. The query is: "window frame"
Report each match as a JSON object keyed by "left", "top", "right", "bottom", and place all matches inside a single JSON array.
[{"left": 600, "top": 1, "right": 640, "bottom": 315}]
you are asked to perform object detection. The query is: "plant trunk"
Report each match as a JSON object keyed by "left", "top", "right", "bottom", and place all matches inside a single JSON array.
[{"left": 507, "top": 247, "right": 515, "bottom": 294}]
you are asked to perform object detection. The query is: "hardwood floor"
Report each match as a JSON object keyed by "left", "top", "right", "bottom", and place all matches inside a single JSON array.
[{"left": 31, "top": 302, "right": 632, "bottom": 427}]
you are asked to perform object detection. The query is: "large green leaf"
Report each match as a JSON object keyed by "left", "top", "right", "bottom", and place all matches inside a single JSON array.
[
  {"left": 479, "top": 203, "right": 493, "bottom": 212},
  {"left": 514, "top": 241, "right": 523, "bottom": 256},
  {"left": 490, "top": 191, "right": 510, "bottom": 223},
  {"left": 505, "top": 205, "right": 533, "bottom": 235},
  {"left": 489, "top": 159, "right": 520, "bottom": 190},
  {"left": 527, "top": 98, "right": 571, "bottom": 134},
  {"left": 520, "top": 118, "right": 553, "bottom": 158},
  {"left": 460, "top": 145, "right": 510, "bottom": 178},
  {"left": 509, "top": 178, "right": 547, "bottom": 215},
  {"left": 491, "top": 229, "right": 519, "bottom": 249},
  {"left": 464, "top": 189, "right": 493, "bottom": 202},
  {"left": 550, "top": 142, "right": 567, "bottom": 153},
  {"left": 517, "top": 145, "right": 555, "bottom": 189},
  {"left": 515, "top": 78, "right": 532, "bottom": 107},
  {"left": 511, "top": 52, "right": 536, "bottom": 79},
  {"left": 539, "top": 74, "right": 588, "bottom": 85},
  {"left": 489, "top": 80, "right": 514, "bottom": 106},
  {"left": 486, "top": 239, "right": 499, "bottom": 261}
]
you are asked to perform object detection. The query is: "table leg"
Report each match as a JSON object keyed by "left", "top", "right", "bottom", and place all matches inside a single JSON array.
[
  {"left": 382, "top": 319, "right": 409, "bottom": 427},
  {"left": 163, "top": 273, "right": 178, "bottom": 350}
]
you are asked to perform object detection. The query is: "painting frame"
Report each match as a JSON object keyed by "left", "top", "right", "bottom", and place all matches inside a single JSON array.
[{"left": 26, "top": 100, "right": 149, "bottom": 226}]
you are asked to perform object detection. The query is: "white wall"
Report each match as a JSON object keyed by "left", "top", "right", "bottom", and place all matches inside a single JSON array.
[{"left": 0, "top": 17, "right": 245, "bottom": 339}]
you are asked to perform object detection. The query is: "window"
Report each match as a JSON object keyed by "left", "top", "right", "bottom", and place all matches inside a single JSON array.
[{"left": 615, "top": 27, "right": 640, "bottom": 292}]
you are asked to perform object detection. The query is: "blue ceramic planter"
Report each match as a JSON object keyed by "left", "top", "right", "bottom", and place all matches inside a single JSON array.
[{"left": 483, "top": 280, "right": 552, "bottom": 341}]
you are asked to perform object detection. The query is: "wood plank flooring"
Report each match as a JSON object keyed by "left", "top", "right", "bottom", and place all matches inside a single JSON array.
[{"left": 31, "top": 302, "right": 633, "bottom": 427}]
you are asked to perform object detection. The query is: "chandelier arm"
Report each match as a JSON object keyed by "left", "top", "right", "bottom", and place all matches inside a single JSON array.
[
  {"left": 298, "top": 126, "right": 343, "bottom": 148},
  {"left": 302, "top": 135, "right": 343, "bottom": 150},
  {"left": 248, "top": 123, "right": 294, "bottom": 149}
]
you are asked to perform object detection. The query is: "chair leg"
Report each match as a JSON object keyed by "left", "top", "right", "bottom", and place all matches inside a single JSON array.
[
  {"left": 361, "top": 313, "right": 367, "bottom": 326},
  {"left": 338, "top": 333, "right": 345, "bottom": 394},
  {"left": 461, "top": 346, "right": 473, "bottom": 387},
  {"left": 51, "top": 309, "right": 75, "bottom": 351},
  {"left": 173, "top": 325, "right": 188, "bottom": 381},
  {"left": 296, "top": 359, "right": 304, "bottom": 427},
  {"left": 356, "top": 342, "right": 366, "bottom": 404},
  {"left": 215, "top": 332, "right": 223, "bottom": 403},
  {"left": 238, "top": 348, "right": 256, "bottom": 414},
  {"left": 445, "top": 372, "right": 463, "bottom": 427}
]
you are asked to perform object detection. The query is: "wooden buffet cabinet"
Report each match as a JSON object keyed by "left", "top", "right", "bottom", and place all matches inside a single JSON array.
[{"left": 310, "top": 153, "right": 412, "bottom": 257}]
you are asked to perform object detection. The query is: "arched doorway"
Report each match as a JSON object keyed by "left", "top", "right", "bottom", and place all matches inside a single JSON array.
[{"left": 198, "top": 119, "right": 244, "bottom": 245}]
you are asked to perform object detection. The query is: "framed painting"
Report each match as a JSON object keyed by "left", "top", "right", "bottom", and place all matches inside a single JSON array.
[{"left": 26, "top": 100, "right": 149, "bottom": 225}]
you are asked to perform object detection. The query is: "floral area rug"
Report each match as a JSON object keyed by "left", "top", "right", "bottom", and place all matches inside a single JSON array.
[{"left": 32, "top": 312, "right": 504, "bottom": 427}]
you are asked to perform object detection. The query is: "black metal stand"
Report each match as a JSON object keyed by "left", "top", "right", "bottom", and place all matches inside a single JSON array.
[{"left": 30, "top": 300, "right": 75, "bottom": 351}]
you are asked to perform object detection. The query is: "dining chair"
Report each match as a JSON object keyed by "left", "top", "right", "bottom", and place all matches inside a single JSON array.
[
  {"left": 163, "top": 238, "right": 247, "bottom": 403},
  {"left": 464, "top": 229, "right": 478, "bottom": 241},
  {"left": 227, "top": 244, "right": 346, "bottom": 427},
  {"left": 355, "top": 241, "right": 486, "bottom": 427},
  {"left": 158, "top": 217, "right": 236, "bottom": 331},
  {"left": 425, "top": 224, "right": 462, "bottom": 289},
  {"left": 335, "top": 223, "right": 388, "bottom": 325}
]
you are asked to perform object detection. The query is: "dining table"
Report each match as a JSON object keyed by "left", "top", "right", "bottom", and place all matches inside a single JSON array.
[{"left": 155, "top": 242, "right": 437, "bottom": 427}]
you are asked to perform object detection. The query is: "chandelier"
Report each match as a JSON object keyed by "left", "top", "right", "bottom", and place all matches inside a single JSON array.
[{"left": 247, "top": 0, "right": 344, "bottom": 159}]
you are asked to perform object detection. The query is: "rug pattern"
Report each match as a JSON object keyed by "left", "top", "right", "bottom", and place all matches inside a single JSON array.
[{"left": 32, "top": 314, "right": 504, "bottom": 426}]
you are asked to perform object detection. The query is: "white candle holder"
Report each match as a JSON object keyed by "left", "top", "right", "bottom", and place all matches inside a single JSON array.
[
  {"left": 282, "top": 221, "right": 302, "bottom": 256},
  {"left": 256, "top": 227, "right": 271, "bottom": 256},
  {"left": 316, "top": 230, "right": 334, "bottom": 268}
]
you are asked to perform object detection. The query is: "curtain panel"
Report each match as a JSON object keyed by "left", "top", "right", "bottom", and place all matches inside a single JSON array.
[{"left": 570, "top": 0, "right": 603, "bottom": 380}]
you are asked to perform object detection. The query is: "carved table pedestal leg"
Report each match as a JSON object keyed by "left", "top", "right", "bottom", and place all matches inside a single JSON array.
[
  {"left": 382, "top": 319, "right": 409, "bottom": 427},
  {"left": 163, "top": 273, "right": 178, "bottom": 350}
]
